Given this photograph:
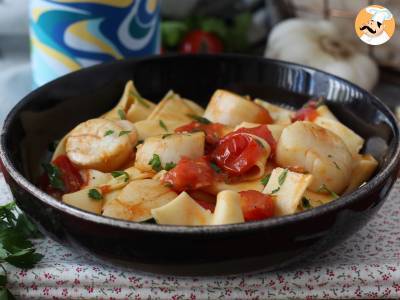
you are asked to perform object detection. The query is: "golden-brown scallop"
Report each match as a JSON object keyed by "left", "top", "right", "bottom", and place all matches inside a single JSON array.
[
  {"left": 66, "top": 118, "right": 137, "bottom": 172},
  {"left": 275, "top": 121, "right": 352, "bottom": 194},
  {"left": 203, "top": 90, "right": 272, "bottom": 126}
]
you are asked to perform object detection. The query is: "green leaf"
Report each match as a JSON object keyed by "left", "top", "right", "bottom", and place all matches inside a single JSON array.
[
  {"left": 164, "top": 162, "right": 176, "bottom": 171},
  {"left": 210, "top": 162, "right": 221, "bottom": 174},
  {"left": 5, "top": 249, "right": 43, "bottom": 269},
  {"left": 42, "top": 163, "right": 65, "bottom": 191},
  {"left": 0, "top": 274, "right": 6, "bottom": 287},
  {"left": 159, "top": 120, "right": 168, "bottom": 132},
  {"left": 271, "top": 187, "right": 280, "bottom": 194},
  {"left": 88, "top": 189, "right": 103, "bottom": 201},
  {"left": 104, "top": 130, "right": 114, "bottom": 137},
  {"left": 162, "top": 134, "right": 172, "bottom": 139},
  {"left": 317, "top": 184, "right": 339, "bottom": 199},
  {"left": 15, "top": 214, "right": 42, "bottom": 239},
  {"left": 148, "top": 154, "right": 162, "bottom": 172},
  {"left": 200, "top": 18, "right": 228, "bottom": 40},
  {"left": 119, "top": 130, "right": 131, "bottom": 137},
  {"left": 0, "top": 228, "right": 33, "bottom": 253},
  {"left": 161, "top": 20, "right": 189, "bottom": 48},
  {"left": 255, "top": 139, "right": 265, "bottom": 149},
  {"left": 187, "top": 114, "right": 211, "bottom": 124},
  {"left": 111, "top": 171, "right": 130, "bottom": 182},
  {"left": 261, "top": 174, "right": 271, "bottom": 186},
  {"left": 278, "top": 169, "right": 288, "bottom": 186},
  {"left": 117, "top": 109, "right": 126, "bottom": 120},
  {"left": 130, "top": 91, "right": 150, "bottom": 108}
]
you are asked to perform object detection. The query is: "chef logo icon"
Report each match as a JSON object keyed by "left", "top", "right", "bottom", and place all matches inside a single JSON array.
[{"left": 355, "top": 5, "right": 395, "bottom": 45}]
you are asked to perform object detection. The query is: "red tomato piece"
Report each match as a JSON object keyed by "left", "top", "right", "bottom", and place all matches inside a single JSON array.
[
  {"left": 162, "top": 156, "right": 216, "bottom": 192},
  {"left": 239, "top": 190, "right": 275, "bottom": 221},
  {"left": 233, "top": 125, "right": 277, "bottom": 155},
  {"left": 211, "top": 133, "right": 264, "bottom": 175},
  {"left": 292, "top": 103, "right": 319, "bottom": 122},
  {"left": 180, "top": 30, "right": 223, "bottom": 54},
  {"left": 52, "top": 155, "right": 83, "bottom": 193},
  {"left": 255, "top": 104, "right": 274, "bottom": 124},
  {"left": 175, "top": 121, "right": 225, "bottom": 146},
  {"left": 188, "top": 190, "right": 216, "bottom": 212}
]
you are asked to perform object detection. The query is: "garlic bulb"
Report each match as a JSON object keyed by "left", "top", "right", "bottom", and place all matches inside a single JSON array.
[{"left": 265, "top": 18, "right": 379, "bottom": 90}]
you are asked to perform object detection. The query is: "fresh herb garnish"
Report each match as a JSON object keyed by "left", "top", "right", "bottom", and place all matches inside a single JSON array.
[
  {"left": 88, "top": 189, "right": 103, "bottom": 200},
  {"left": 111, "top": 171, "right": 130, "bottom": 182},
  {"left": 271, "top": 187, "right": 280, "bottom": 194},
  {"left": 187, "top": 114, "right": 211, "bottom": 124},
  {"left": 148, "top": 154, "right": 162, "bottom": 172},
  {"left": 317, "top": 184, "right": 339, "bottom": 199},
  {"left": 104, "top": 130, "right": 114, "bottom": 137},
  {"left": 117, "top": 109, "right": 126, "bottom": 120},
  {"left": 130, "top": 90, "right": 150, "bottom": 108},
  {"left": 255, "top": 139, "right": 265, "bottom": 149},
  {"left": 164, "top": 162, "right": 177, "bottom": 171},
  {"left": 261, "top": 174, "right": 271, "bottom": 186},
  {"left": 162, "top": 134, "right": 172, "bottom": 139},
  {"left": 210, "top": 162, "right": 222, "bottom": 173},
  {"left": 333, "top": 161, "right": 341, "bottom": 170},
  {"left": 159, "top": 120, "right": 168, "bottom": 132},
  {"left": 42, "top": 163, "right": 64, "bottom": 191},
  {"left": 302, "top": 197, "right": 311, "bottom": 209},
  {"left": 0, "top": 201, "right": 43, "bottom": 297},
  {"left": 278, "top": 169, "right": 288, "bottom": 186},
  {"left": 119, "top": 130, "right": 131, "bottom": 137}
]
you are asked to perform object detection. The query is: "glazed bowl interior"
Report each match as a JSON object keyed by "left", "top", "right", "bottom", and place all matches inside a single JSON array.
[{"left": 1, "top": 55, "right": 400, "bottom": 276}]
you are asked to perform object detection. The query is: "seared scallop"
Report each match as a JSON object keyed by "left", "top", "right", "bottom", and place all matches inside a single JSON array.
[
  {"left": 66, "top": 118, "right": 137, "bottom": 172},
  {"left": 276, "top": 121, "right": 352, "bottom": 194}
]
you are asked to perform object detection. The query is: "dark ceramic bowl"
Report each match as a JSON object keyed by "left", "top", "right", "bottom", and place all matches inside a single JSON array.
[{"left": 1, "top": 55, "right": 399, "bottom": 275}]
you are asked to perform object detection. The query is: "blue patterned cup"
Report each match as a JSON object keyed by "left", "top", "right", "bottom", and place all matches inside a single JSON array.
[{"left": 30, "top": 0, "right": 160, "bottom": 87}]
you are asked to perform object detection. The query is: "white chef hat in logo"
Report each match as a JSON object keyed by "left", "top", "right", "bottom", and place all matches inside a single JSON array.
[{"left": 366, "top": 6, "right": 393, "bottom": 24}]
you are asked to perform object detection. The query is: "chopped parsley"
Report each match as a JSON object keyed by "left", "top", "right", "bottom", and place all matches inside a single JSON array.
[
  {"left": 302, "top": 197, "right": 311, "bottom": 209},
  {"left": 159, "top": 120, "right": 168, "bottom": 132},
  {"left": 210, "top": 162, "right": 222, "bottom": 173},
  {"left": 164, "top": 162, "right": 177, "bottom": 171},
  {"left": 271, "top": 169, "right": 288, "bottom": 194},
  {"left": 104, "top": 130, "right": 114, "bottom": 137},
  {"left": 118, "top": 109, "right": 126, "bottom": 120},
  {"left": 333, "top": 161, "right": 341, "bottom": 170},
  {"left": 148, "top": 154, "right": 162, "bottom": 172},
  {"left": 255, "top": 139, "right": 265, "bottom": 149},
  {"left": 88, "top": 189, "right": 103, "bottom": 200},
  {"left": 261, "top": 174, "right": 271, "bottom": 186},
  {"left": 317, "top": 184, "right": 339, "bottom": 199},
  {"left": 119, "top": 130, "right": 131, "bottom": 137},
  {"left": 162, "top": 134, "right": 172, "bottom": 139},
  {"left": 42, "top": 163, "right": 64, "bottom": 191},
  {"left": 111, "top": 171, "right": 130, "bottom": 182},
  {"left": 187, "top": 114, "right": 211, "bottom": 124},
  {"left": 130, "top": 90, "right": 150, "bottom": 108}
]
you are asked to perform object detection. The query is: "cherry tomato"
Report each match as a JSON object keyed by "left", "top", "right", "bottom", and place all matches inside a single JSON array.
[
  {"left": 175, "top": 121, "right": 225, "bottom": 146},
  {"left": 239, "top": 190, "right": 275, "bottom": 221},
  {"left": 162, "top": 156, "right": 216, "bottom": 192},
  {"left": 188, "top": 191, "right": 216, "bottom": 212},
  {"left": 211, "top": 133, "right": 264, "bottom": 175},
  {"left": 180, "top": 30, "right": 223, "bottom": 54},
  {"left": 292, "top": 107, "right": 319, "bottom": 122},
  {"left": 233, "top": 125, "right": 277, "bottom": 155},
  {"left": 52, "top": 155, "right": 83, "bottom": 193}
]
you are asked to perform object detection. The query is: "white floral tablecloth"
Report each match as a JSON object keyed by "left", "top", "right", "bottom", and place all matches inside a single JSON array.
[{"left": 1, "top": 173, "right": 400, "bottom": 300}]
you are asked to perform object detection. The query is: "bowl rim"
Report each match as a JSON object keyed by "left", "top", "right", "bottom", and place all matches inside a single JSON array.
[{"left": 1, "top": 54, "right": 399, "bottom": 235}]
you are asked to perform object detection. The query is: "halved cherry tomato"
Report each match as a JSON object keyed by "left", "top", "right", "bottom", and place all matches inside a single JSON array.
[
  {"left": 188, "top": 190, "right": 216, "bottom": 212},
  {"left": 162, "top": 156, "right": 216, "bottom": 192},
  {"left": 239, "top": 190, "right": 275, "bottom": 221},
  {"left": 180, "top": 30, "right": 223, "bottom": 54},
  {"left": 175, "top": 121, "right": 225, "bottom": 146},
  {"left": 233, "top": 125, "right": 276, "bottom": 155},
  {"left": 211, "top": 133, "right": 264, "bottom": 176},
  {"left": 52, "top": 155, "right": 83, "bottom": 193}
]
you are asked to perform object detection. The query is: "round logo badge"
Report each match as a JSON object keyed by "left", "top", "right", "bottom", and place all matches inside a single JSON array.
[{"left": 355, "top": 5, "right": 395, "bottom": 45}]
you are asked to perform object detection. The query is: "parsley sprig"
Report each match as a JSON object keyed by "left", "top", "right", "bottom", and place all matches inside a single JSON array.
[{"left": 0, "top": 202, "right": 43, "bottom": 297}]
